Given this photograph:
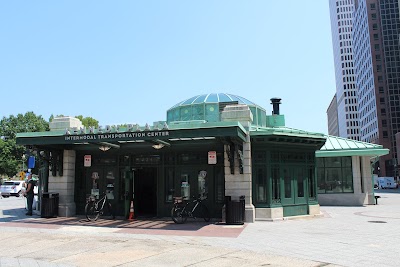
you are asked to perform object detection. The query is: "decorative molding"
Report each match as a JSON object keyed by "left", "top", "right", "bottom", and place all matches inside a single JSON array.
[
  {"left": 226, "top": 143, "right": 235, "bottom": 174},
  {"left": 40, "top": 150, "right": 63, "bottom": 177},
  {"left": 237, "top": 145, "right": 244, "bottom": 174}
]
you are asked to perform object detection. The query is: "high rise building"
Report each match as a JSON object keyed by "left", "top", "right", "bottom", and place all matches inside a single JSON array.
[
  {"left": 329, "top": 0, "right": 400, "bottom": 176},
  {"left": 353, "top": 0, "right": 400, "bottom": 177},
  {"left": 329, "top": 0, "right": 360, "bottom": 141},
  {"left": 327, "top": 94, "right": 339, "bottom": 136}
]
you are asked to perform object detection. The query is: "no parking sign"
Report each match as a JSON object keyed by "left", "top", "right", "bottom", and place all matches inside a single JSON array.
[
  {"left": 208, "top": 151, "right": 217, "bottom": 164},
  {"left": 84, "top": 155, "right": 91, "bottom": 167}
]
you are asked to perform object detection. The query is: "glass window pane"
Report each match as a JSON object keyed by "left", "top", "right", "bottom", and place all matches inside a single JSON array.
[
  {"left": 198, "top": 170, "right": 208, "bottom": 199},
  {"left": 178, "top": 153, "right": 207, "bottom": 164},
  {"left": 342, "top": 167, "right": 353, "bottom": 192},
  {"left": 105, "top": 170, "right": 115, "bottom": 200},
  {"left": 317, "top": 167, "right": 325, "bottom": 193},
  {"left": 256, "top": 167, "right": 267, "bottom": 203},
  {"left": 297, "top": 168, "right": 305, "bottom": 197},
  {"left": 181, "top": 174, "right": 190, "bottom": 200},
  {"left": 342, "top": 157, "right": 352, "bottom": 167},
  {"left": 215, "top": 167, "right": 224, "bottom": 203},
  {"left": 119, "top": 169, "right": 127, "bottom": 202},
  {"left": 254, "top": 151, "right": 266, "bottom": 164},
  {"left": 119, "top": 155, "right": 130, "bottom": 166},
  {"left": 308, "top": 167, "right": 315, "bottom": 198},
  {"left": 165, "top": 168, "right": 175, "bottom": 202},
  {"left": 326, "top": 168, "right": 342, "bottom": 193},
  {"left": 284, "top": 168, "right": 291, "bottom": 198},
  {"left": 271, "top": 151, "right": 280, "bottom": 163},
  {"left": 272, "top": 166, "right": 280, "bottom": 201},
  {"left": 325, "top": 157, "right": 341, "bottom": 167},
  {"left": 316, "top": 158, "right": 324, "bottom": 168},
  {"left": 164, "top": 154, "right": 175, "bottom": 165}
]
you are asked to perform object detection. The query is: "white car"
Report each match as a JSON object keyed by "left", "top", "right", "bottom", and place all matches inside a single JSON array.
[{"left": 0, "top": 180, "right": 25, "bottom": 197}]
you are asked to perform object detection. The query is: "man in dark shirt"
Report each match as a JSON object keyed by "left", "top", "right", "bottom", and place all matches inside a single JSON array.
[{"left": 24, "top": 173, "right": 35, "bottom": 216}]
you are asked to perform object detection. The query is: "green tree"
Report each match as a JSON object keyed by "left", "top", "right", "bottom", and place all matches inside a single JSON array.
[
  {"left": 0, "top": 112, "right": 49, "bottom": 177},
  {"left": 75, "top": 115, "right": 99, "bottom": 128}
]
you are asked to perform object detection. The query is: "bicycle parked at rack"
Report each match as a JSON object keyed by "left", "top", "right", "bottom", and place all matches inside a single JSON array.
[
  {"left": 85, "top": 192, "right": 115, "bottom": 221},
  {"left": 171, "top": 195, "right": 210, "bottom": 224}
]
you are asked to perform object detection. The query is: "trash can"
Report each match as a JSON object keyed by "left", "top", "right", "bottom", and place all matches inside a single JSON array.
[
  {"left": 225, "top": 195, "right": 245, "bottom": 225},
  {"left": 41, "top": 192, "right": 59, "bottom": 218}
]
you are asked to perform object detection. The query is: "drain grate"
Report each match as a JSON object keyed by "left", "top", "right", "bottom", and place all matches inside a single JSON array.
[{"left": 368, "top": 220, "right": 387, "bottom": 223}]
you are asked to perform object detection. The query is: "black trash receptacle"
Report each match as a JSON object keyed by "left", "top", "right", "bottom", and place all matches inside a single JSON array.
[
  {"left": 41, "top": 192, "right": 59, "bottom": 218},
  {"left": 225, "top": 195, "right": 245, "bottom": 225}
]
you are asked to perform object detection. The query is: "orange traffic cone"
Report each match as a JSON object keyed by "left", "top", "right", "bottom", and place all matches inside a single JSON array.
[{"left": 128, "top": 200, "right": 134, "bottom": 221}]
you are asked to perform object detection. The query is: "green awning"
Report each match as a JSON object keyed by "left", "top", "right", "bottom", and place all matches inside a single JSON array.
[{"left": 16, "top": 121, "right": 247, "bottom": 146}]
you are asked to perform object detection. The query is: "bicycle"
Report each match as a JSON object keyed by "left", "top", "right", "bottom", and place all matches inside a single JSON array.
[
  {"left": 171, "top": 195, "right": 210, "bottom": 224},
  {"left": 85, "top": 192, "right": 115, "bottom": 221}
]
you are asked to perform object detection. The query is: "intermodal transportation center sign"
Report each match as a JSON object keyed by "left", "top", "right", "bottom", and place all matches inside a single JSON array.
[{"left": 64, "top": 130, "right": 170, "bottom": 143}]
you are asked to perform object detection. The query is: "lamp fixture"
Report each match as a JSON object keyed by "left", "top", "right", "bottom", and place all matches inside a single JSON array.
[
  {"left": 98, "top": 142, "right": 120, "bottom": 149},
  {"left": 99, "top": 146, "right": 111, "bottom": 152},
  {"left": 152, "top": 144, "right": 165, "bottom": 150},
  {"left": 151, "top": 139, "right": 170, "bottom": 150},
  {"left": 96, "top": 142, "right": 120, "bottom": 152}
]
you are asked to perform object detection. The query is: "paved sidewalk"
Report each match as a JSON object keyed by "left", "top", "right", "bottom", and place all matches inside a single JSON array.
[{"left": 1, "top": 190, "right": 399, "bottom": 266}]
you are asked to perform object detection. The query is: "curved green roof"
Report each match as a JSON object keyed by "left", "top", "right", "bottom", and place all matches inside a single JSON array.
[
  {"left": 167, "top": 93, "right": 267, "bottom": 127},
  {"left": 316, "top": 135, "right": 389, "bottom": 157},
  {"left": 170, "top": 93, "right": 257, "bottom": 108}
]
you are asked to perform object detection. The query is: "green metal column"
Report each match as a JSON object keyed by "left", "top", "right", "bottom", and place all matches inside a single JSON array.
[
  {"left": 124, "top": 168, "right": 134, "bottom": 218},
  {"left": 38, "top": 152, "right": 50, "bottom": 211}
]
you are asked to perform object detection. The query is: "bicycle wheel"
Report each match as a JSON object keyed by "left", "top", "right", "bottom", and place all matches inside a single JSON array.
[
  {"left": 171, "top": 206, "right": 187, "bottom": 224},
  {"left": 201, "top": 205, "right": 210, "bottom": 222},
  {"left": 85, "top": 201, "right": 99, "bottom": 221}
]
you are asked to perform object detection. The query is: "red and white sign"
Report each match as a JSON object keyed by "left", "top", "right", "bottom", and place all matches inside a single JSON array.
[
  {"left": 84, "top": 155, "right": 92, "bottom": 167},
  {"left": 208, "top": 151, "right": 217, "bottom": 164}
]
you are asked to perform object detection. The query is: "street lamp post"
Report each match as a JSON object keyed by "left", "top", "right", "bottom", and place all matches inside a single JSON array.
[{"left": 22, "top": 154, "right": 26, "bottom": 171}]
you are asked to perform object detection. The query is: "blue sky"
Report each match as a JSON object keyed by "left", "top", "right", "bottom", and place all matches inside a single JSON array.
[{"left": 0, "top": 1, "right": 335, "bottom": 134}]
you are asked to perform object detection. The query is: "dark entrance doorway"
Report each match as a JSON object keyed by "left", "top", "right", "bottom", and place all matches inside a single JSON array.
[{"left": 134, "top": 167, "right": 157, "bottom": 217}]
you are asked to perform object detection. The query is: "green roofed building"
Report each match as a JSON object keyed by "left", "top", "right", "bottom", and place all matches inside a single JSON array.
[
  {"left": 16, "top": 93, "right": 388, "bottom": 221},
  {"left": 316, "top": 135, "right": 389, "bottom": 206}
]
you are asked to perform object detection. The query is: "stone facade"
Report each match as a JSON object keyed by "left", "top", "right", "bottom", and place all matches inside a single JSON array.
[
  {"left": 221, "top": 104, "right": 253, "bottom": 129},
  {"left": 48, "top": 150, "right": 76, "bottom": 216},
  {"left": 224, "top": 137, "right": 255, "bottom": 223},
  {"left": 255, "top": 207, "right": 284, "bottom": 221},
  {"left": 49, "top": 116, "right": 83, "bottom": 131},
  {"left": 221, "top": 104, "right": 255, "bottom": 222}
]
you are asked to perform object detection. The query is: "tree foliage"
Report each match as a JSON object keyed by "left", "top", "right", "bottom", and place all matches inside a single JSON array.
[
  {"left": 75, "top": 115, "right": 99, "bottom": 128},
  {"left": 0, "top": 112, "right": 49, "bottom": 177}
]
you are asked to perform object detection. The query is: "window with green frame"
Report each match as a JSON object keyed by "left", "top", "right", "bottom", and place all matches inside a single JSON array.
[
  {"left": 316, "top": 157, "right": 353, "bottom": 193},
  {"left": 164, "top": 167, "right": 175, "bottom": 202},
  {"left": 255, "top": 166, "right": 267, "bottom": 203}
]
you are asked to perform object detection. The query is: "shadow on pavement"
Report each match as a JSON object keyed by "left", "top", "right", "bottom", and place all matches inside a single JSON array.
[
  {"left": 0, "top": 212, "right": 246, "bottom": 237},
  {"left": 0, "top": 207, "right": 31, "bottom": 222},
  {"left": 1, "top": 213, "right": 216, "bottom": 231}
]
